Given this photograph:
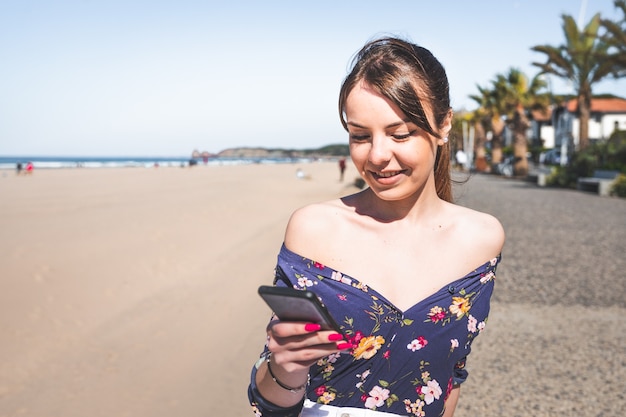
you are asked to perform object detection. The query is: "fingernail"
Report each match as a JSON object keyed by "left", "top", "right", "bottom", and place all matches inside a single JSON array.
[
  {"left": 328, "top": 333, "right": 344, "bottom": 341},
  {"left": 336, "top": 342, "right": 353, "bottom": 350},
  {"left": 304, "top": 323, "right": 321, "bottom": 332}
]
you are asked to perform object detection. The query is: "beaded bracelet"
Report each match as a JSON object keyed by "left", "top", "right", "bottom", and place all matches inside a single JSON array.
[{"left": 265, "top": 353, "right": 310, "bottom": 394}]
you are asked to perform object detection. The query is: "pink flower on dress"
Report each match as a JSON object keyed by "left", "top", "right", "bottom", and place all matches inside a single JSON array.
[
  {"left": 427, "top": 306, "right": 446, "bottom": 322},
  {"left": 407, "top": 336, "right": 428, "bottom": 352},
  {"left": 467, "top": 315, "right": 477, "bottom": 333},
  {"left": 364, "top": 385, "right": 390, "bottom": 409},
  {"left": 450, "top": 339, "right": 459, "bottom": 350},
  {"left": 421, "top": 380, "right": 442, "bottom": 405},
  {"left": 480, "top": 271, "right": 496, "bottom": 283},
  {"left": 347, "top": 331, "right": 365, "bottom": 346},
  {"left": 331, "top": 270, "right": 353, "bottom": 285},
  {"left": 327, "top": 352, "right": 340, "bottom": 363},
  {"left": 297, "top": 276, "right": 313, "bottom": 287}
]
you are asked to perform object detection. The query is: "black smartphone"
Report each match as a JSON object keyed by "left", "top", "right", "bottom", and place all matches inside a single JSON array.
[{"left": 258, "top": 285, "right": 343, "bottom": 334}]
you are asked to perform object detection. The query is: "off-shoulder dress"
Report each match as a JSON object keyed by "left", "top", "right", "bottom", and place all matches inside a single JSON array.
[{"left": 249, "top": 244, "right": 501, "bottom": 417}]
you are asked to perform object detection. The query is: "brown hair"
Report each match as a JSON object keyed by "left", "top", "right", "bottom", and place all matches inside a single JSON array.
[{"left": 338, "top": 37, "right": 452, "bottom": 202}]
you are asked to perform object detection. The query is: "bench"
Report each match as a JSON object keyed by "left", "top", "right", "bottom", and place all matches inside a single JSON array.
[{"left": 577, "top": 170, "right": 621, "bottom": 196}]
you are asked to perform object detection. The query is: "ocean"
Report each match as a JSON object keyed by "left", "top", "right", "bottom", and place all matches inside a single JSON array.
[{"left": 0, "top": 155, "right": 318, "bottom": 170}]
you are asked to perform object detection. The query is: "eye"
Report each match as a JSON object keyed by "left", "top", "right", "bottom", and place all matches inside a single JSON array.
[
  {"left": 392, "top": 130, "right": 417, "bottom": 140},
  {"left": 349, "top": 133, "right": 370, "bottom": 142}
]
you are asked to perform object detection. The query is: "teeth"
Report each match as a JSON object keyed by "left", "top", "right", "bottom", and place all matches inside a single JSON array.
[{"left": 377, "top": 171, "right": 400, "bottom": 178}]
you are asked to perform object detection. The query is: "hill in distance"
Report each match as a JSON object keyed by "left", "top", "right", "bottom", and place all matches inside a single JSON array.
[{"left": 211, "top": 144, "right": 349, "bottom": 159}]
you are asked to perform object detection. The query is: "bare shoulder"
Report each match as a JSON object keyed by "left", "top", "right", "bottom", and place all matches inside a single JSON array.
[
  {"left": 284, "top": 198, "right": 348, "bottom": 257},
  {"left": 449, "top": 203, "right": 505, "bottom": 259}
]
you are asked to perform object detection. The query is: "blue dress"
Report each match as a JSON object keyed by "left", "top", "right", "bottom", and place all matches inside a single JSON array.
[{"left": 249, "top": 244, "right": 501, "bottom": 417}]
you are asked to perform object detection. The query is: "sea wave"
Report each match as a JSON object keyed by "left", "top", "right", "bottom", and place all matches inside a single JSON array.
[{"left": 0, "top": 156, "right": 318, "bottom": 170}]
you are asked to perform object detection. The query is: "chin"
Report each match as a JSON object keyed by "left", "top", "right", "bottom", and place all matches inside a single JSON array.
[{"left": 368, "top": 187, "right": 416, "bottom": 202}]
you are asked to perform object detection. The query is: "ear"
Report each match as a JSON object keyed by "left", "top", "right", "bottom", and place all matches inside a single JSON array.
[{"left": 437, "top": 110, "right": 453, "bottom": 146}]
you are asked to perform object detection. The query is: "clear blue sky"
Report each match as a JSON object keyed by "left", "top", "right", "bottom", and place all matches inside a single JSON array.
[{"left": 1, "top": 0, "right": 624, "bottom": 157}]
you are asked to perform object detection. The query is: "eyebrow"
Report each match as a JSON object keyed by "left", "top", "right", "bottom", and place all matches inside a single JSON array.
[{"left": 347, "top": 119, "right": 411, "bottom": 129}]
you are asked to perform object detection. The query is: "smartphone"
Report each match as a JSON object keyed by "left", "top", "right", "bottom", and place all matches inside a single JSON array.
[{"left": 258, "top": 285, "right": 343, "bottom": 334}]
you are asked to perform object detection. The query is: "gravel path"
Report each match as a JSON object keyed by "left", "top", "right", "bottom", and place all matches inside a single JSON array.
[{"left": 451, "top": 173, "right": 626, "bottom": 417}]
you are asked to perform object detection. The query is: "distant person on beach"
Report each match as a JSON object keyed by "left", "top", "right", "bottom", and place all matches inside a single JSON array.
[
  {"left": 338, "top": 157, "right": 347, "bottom": 181},
  {"left": 25, "top": 162, "right": 34, "bottom": 175},
  {"left": 248, "top": 36, "right": 505, "bottom": 417},
  {"left": 339, "top": 158, "right": 346, "bottom": 182},
  {"left": 16, "top": 162, "right": 22, "bottom": 175}
]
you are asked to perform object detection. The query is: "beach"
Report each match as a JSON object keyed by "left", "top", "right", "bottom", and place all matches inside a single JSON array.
[{"left": 1, "top": 162, "right": 625, "bottom": 417}]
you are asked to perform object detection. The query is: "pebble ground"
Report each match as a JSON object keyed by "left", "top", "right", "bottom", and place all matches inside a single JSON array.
[{"left": 451, "top": 173, "right": 625, "bottom": 417}]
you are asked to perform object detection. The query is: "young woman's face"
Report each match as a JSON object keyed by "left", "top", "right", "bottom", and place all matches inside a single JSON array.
[{"left": 345, "top": 82, "right": 446, "bottom": 202}]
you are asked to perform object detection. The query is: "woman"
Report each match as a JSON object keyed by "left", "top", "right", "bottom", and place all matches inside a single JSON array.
[{"left": 248, "top": 36, "right": 505, "bottom": 417}]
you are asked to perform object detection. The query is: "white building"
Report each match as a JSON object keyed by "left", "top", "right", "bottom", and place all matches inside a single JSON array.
[
  {"left": 530, "top": 108, "right": 555, "bottom": 149},
  {"left": 549, "top": 97, "right": 626, "bottom": 150}
]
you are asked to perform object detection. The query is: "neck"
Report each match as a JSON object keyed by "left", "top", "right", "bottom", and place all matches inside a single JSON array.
[{"left": 352, "top": 186, "right": 443, "bottom": 224}]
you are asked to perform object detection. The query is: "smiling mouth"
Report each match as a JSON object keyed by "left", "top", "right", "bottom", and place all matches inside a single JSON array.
[{"left": 372, "top": 170, "right": 405, "bottom": 178}]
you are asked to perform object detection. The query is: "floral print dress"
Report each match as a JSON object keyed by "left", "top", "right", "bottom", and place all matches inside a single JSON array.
[{"left": 249, "top": 244, "right": 501, "bottom": 417}]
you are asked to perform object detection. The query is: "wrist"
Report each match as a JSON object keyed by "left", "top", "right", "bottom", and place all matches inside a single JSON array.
[{"left": 265, "top": 352, "right": 310, "bottom": 394}]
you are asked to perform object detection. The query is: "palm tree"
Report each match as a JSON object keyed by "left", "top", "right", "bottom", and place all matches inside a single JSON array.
[
  {"left": 531, "top": 13, "right": 619, "bottom": 150},
  {"left": 493, "top": 69, "right": 550, "bottom": 176},
  {"left": 469, "top": 110, "right": 489, "bottom": 172},
  {"left": 451, "top": 110, "right": 489, "bottom": 172},
  {"left": 470, "top": 70, "right": 549, "bottom": 176},
  {"left": 469, "top": 84, "right": 506, "bottom": 169},
  {"left": 600, "top": 0, "right": 626, "bottom": 78}
]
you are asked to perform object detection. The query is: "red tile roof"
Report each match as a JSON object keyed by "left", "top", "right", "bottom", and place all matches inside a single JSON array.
[
  {"left": 566, "top": 97, "right": 626, "bottom": 113},
  {"left": 531, "top": 108, "right": 552, "bottom": 121}
]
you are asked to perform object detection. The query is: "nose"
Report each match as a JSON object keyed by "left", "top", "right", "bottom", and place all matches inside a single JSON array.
[{"left": 367, "top": 136, "right": 392, "bottom": 166}]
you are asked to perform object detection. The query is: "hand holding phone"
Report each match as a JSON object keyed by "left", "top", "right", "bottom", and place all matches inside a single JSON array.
[{"left": 258, "top": 285, "right": 343, "bottom": 334}]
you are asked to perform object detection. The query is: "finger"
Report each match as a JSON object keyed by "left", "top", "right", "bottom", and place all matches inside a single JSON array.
[
  {"left": 269, "top": 332, "right": 347, "bottom": 354},
  {"left": 270, "top": 343, "right": 344, "bottom": 369},
  {"left": 268, "top": 321, "right": 345, "bottom": 341},
  {"left": 268, "top": 334, "right": 353, "bottom": 361}
]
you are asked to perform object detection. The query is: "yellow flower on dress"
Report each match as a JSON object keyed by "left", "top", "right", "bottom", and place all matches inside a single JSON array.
[
  {"left": 353, "top": 335, "right": 385, "bottom": 360},
  {"left": 449, "top": 296, "right": 470, "bottom": 318},
  {"left": 319, "top": 391, "right": 336, "bottom": 404}
]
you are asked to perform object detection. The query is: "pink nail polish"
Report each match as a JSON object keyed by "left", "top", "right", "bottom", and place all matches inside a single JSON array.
[
  {"left": 328, "top": 333, "right": 344, "bottom": 341},
  {"left": 304, "top": 323, "right": 321, "bottom": 332},
  {"left": 337, "top": 342, "right": 353, "bottom": 350}
]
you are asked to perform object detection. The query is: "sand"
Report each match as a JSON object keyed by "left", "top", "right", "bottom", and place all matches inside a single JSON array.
[
  {"left": 1, "top": 162, "right": 624, "bottom": 417},
  {"left": 1, "top": 162, "right": 355, "bottom": 417}
]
